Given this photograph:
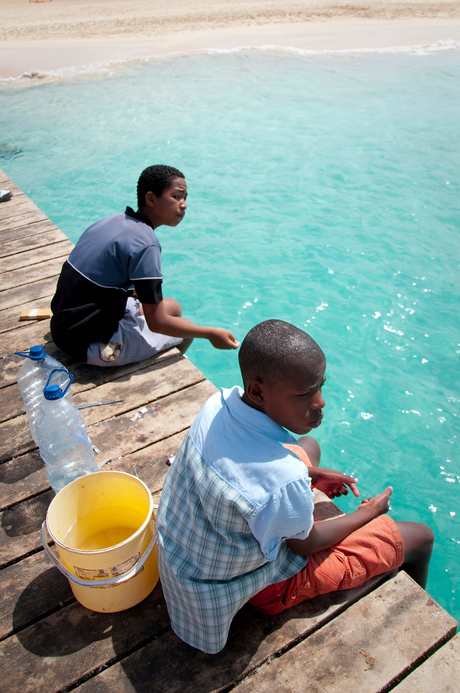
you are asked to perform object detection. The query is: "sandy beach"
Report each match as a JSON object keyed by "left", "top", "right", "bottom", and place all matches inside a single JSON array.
[{"left": 1, "top": 0, "right": 460, "bottom": 79}]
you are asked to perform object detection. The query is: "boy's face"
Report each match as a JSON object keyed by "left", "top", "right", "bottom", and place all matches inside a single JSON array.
[
  {"left": 146, "top": 177, "right": 188, "bottom": 228},
  {"left": 246, "top": 361, "right": 326, "bottom": 435}
]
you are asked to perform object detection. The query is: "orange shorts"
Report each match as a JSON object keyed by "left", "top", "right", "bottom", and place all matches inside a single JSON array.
[
  {"left": 248, "top": 443, "right": 404, "bottom": 615},
  {"left": 249, "top": 514, "right": 404, "bottom": 615}
]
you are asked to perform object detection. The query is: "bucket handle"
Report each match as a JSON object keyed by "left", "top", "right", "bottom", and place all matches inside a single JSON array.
[{"left": 41, "top": 521, "right": 157, "bottom": 588}]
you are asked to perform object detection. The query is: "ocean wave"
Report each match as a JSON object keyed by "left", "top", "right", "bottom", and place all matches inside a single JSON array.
[{"left": 1, "top": 39, "right": 459, "bottom": 88}]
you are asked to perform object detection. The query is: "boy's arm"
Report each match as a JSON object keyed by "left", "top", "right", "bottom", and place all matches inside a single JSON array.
[
  {"left": 286, "top": 487, "right": 392, "bottom": 556},
  {"left": 142, "top": 300, "right": 239, "bottom": 349}
]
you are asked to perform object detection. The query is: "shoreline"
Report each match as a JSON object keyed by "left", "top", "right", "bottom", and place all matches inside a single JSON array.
[{"left": 2, "top": 17, "right": 460, "bottom": 81}]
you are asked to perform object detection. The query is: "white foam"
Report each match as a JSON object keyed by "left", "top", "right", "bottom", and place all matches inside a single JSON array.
[{"left": 1, "top": 39, "right": 459, "bottom": 87}]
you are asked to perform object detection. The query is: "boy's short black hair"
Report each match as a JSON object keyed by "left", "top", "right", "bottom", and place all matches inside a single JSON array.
[
  {"left": 137, "top": 165, "right": 185, "bottom": 208},
  {"left": 239, "top": 319, "right": 325, "bottom": 386}
]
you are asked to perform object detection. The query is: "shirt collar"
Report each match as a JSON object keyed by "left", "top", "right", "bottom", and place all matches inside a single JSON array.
[
  {"left": 125, "top": 206, "right": 154, "bottom": 229},
  {"left": 223, "top": 386, "right": 294, "bottom": 443}
]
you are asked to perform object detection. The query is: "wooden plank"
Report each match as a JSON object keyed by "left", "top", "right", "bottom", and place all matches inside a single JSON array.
[
  {"left": 0, "top": 256, "right": 64, "bottom": 292},
  {"left": 19, "top": 308, "right": 52, "bottom": 321},
  {"left": 73, "top": 574, "right": 399, "bottom": 693},
  {"left": 0, "top": 179, "right": 23, "bottom": 197},
  {"left": 0, "top": 489, "right": 54, "bottom": 566},
  {"left": 0, "top": 551, "right": 74, "bottom": 641},
  {"left": 0, "top": 319, "right": 52, "bottom": 357},
  {"left": 0, "top": 183, "right": 25, "bottom": 195},
  {"left": 0, "top": 403, "right": 187, "bottom": 511},
  {"left": 0, "top": 433, "right": 186, "bottom": 638},
  {"left": 0, "top": 341, "right": 179, "bottom": 394},
  {"left": 0, "top": 275, "right": 58, "bottom": 312},
  {"left": 0, "top": 218, "right": 61, "bottom": 244},
  {"left": 75, "top": 354, "right": 204, "bottom": 426},
  {"left": 0, "top": 190, "right": 26, "bottom": 202},
  {"left": 0, "top": 228, "right": 69, "bottom": 260},
  {"left": 0, "top": 382, "right": 215, "bottom": 562},
  {"left": 0, "top": 209, "right": 49, "bottom": 232},
  {"left": 0, "top": 584, "right": 171, "bottom": 693},
  {"left": 0, "top": 449, "right": 46, "bottom": 512},
  {"left": 0, "top": 197, "right": 39, "bottom": 216},
  {"left": 102, "top": 429, "right": 188, "bottom": 494},
  {"left": 88, "top": 379, "right": 218, "bottom": 462},
  {"left": 0, "top": 297, "right": 53, "bottom": 335},
  {"left": 231, "top": 573, "right": 458, "bottom": 693},
  {"left": 0, "top": 239, "right": 73, "bottom": 273},
  {"left": 392, "top": 632, "right": 460, "bottom": 692},
  {"left": 0, "top": 199, "right": 42, "bottom": 221},
  {"left": 0, "top": 563, "right": 399, "bottom": 693},
  {"left": 0, "top": 354, "right": 204, "bottom": 461}
]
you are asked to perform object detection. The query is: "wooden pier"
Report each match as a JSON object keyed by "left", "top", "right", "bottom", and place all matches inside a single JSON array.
[{"left": 0, "top": 168, "right": 458, "bottom": 692}]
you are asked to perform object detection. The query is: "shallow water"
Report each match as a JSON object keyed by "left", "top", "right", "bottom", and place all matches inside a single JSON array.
[{"left": 1, "top": 46, "right": 459, "bottom": 620}]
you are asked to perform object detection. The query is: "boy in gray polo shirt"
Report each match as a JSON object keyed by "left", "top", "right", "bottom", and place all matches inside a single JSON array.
[{"left": 51, "top": 165, "right": 239, "bottom": 366}]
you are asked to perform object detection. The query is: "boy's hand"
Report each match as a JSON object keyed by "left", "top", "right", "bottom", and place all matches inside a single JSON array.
[
  {"left": 208, "top": 328, "right": 240, "bottom": 350},
  {"left": 357, "top": 487, "right": 392, "bottom": 517},
  {"left": 309, "top": 467, "right": 359, "bottom": 498}
]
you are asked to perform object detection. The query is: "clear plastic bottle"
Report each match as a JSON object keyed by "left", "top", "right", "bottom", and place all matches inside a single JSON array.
[
  {"left": 35, "top": 369, "right": 98, "bottom": 494},
  {"left": 15, "top": 345, "right": 74, "bottom": 444}
]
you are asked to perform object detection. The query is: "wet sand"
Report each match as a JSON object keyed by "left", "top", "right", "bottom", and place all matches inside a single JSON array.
[{"left": 1, "top": 0, "right": 460, "bottom": 79}]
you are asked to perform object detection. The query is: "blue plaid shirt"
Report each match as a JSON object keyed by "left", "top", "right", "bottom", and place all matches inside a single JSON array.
[{"left": 157, "top": 386, "right": 314, "bottom": 653}]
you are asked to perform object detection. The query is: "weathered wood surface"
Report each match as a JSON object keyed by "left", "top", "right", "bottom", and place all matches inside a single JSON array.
[
  {"left": 231, "top": 574, "right": 457, "bottom": 693},
  {"left": 0, "top": 238, "right": 73, "bottom": 272},
  {"left": 0, "top": 347, "right": 178, "bottom": 422},
  {"left": 1, "top": 255, "right": 67, "bottom": 292},
  {"left": 392, "top": 632, "right": 460, "bottom": 692},
  {"left": 0, "top": 354, "right": 208, "bottom": 462},
  {"left": 0, "top": 297, "right": 54, "bottom": 335},
  {"left": 0, "top": 170, "right": 457, "bottom": 693},
  {"left": 0, "top": 227, "right": 65, "bottom": 259},
  {"left": 0, "top": 275, "right": 57, "bottom": 313},
  {"left": 0, "top": 218, "right": 60, "bottom": 244},
  {"left": 0, "top": 209, "right": 49, "bottom": 232}
]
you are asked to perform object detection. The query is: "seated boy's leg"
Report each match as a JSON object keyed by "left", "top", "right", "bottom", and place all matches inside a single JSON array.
[
  {"left": 297, "top": 436, "right": 321, "bottom": 467},
  {"left": 249, "top": 514, "right": 404, "bottom": 615},
  {"left": 86, "top": 298, "right": 182, "bottom": 367},
  {"left": 394, "top": 520, "right": 434, "bottom": 589}
]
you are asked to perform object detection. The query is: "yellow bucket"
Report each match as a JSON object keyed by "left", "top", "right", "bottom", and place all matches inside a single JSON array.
[{"left": 42, "top": 471, "right": 159, "bottom": 612}]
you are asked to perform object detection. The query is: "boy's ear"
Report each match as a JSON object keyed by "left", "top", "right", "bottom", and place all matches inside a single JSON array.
[
  {"left": 245, "top": 380, "right": 265, "bottom": 407},
  {"left": 144, "top": 191, "right": 156, "bottom": 208}
]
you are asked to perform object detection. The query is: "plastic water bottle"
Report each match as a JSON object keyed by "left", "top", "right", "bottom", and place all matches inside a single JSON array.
[
  {"left": 15, "top": 345, "right": 74, "bottom": 444},
  {"left": 35, "top": 369, "right": 98, "bottom": 494}
]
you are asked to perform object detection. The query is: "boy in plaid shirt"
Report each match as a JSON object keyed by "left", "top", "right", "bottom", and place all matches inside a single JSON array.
[{"left": 157, "top": 320, "right": 433, "bottom": 653}]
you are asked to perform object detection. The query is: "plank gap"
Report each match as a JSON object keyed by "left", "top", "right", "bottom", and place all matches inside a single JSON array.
[
  {"left": 59, "top": 625, "right": 173, "bottom": 693},
  {"left": 381, "top": 627, "right": 459, "bottom": 693},
  {"left": 0, "top": 543, "right": 49, "bottom": 572},
  {"left": 0, "top": 592, "right": 76, "bottom": 645},
  {"left": 100, "top": 424, "right": 191, "bottom": 467},
  {"left": 221, "top": 569, "right": 401, "bottom": 693},
  {"left": 0, "top": 483, "right": 50, "bottom": 515}
]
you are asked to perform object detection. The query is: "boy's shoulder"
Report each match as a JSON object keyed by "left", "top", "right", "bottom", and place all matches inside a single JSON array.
[{"left": 187, "top": 386, "right": 310, "bottom": 508}]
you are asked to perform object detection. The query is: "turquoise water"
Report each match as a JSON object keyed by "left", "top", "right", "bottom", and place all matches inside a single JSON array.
[{"left": 1, "top": 47, "right": 459, "bottom": 620}]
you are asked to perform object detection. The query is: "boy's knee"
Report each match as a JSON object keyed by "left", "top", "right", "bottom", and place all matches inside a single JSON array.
[
  {"left": 421, "top": 524, "right": 435, "bottom": 551},
  {"left": 298, "top": 436, "right": 321, "bottom": 467},
  {"left": 414, "top": 522, "right": 434, "bottom": 550},
  {"left": 397, "top": 520, "right": 434, "bottom": 557}
]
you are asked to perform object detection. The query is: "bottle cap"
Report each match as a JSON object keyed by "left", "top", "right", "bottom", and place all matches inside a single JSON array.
[
  {"left": 43, "top": 368, "right": 73, "bottom": 398},
  {"left": 14, "top": 345, "right": 46, "bottom": 360},
  {"left": 43, "top": 384, "right": 63, "bottom": 400},
  {"left": 29, "top": 345, "right": 47, "bottom": 360}
]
